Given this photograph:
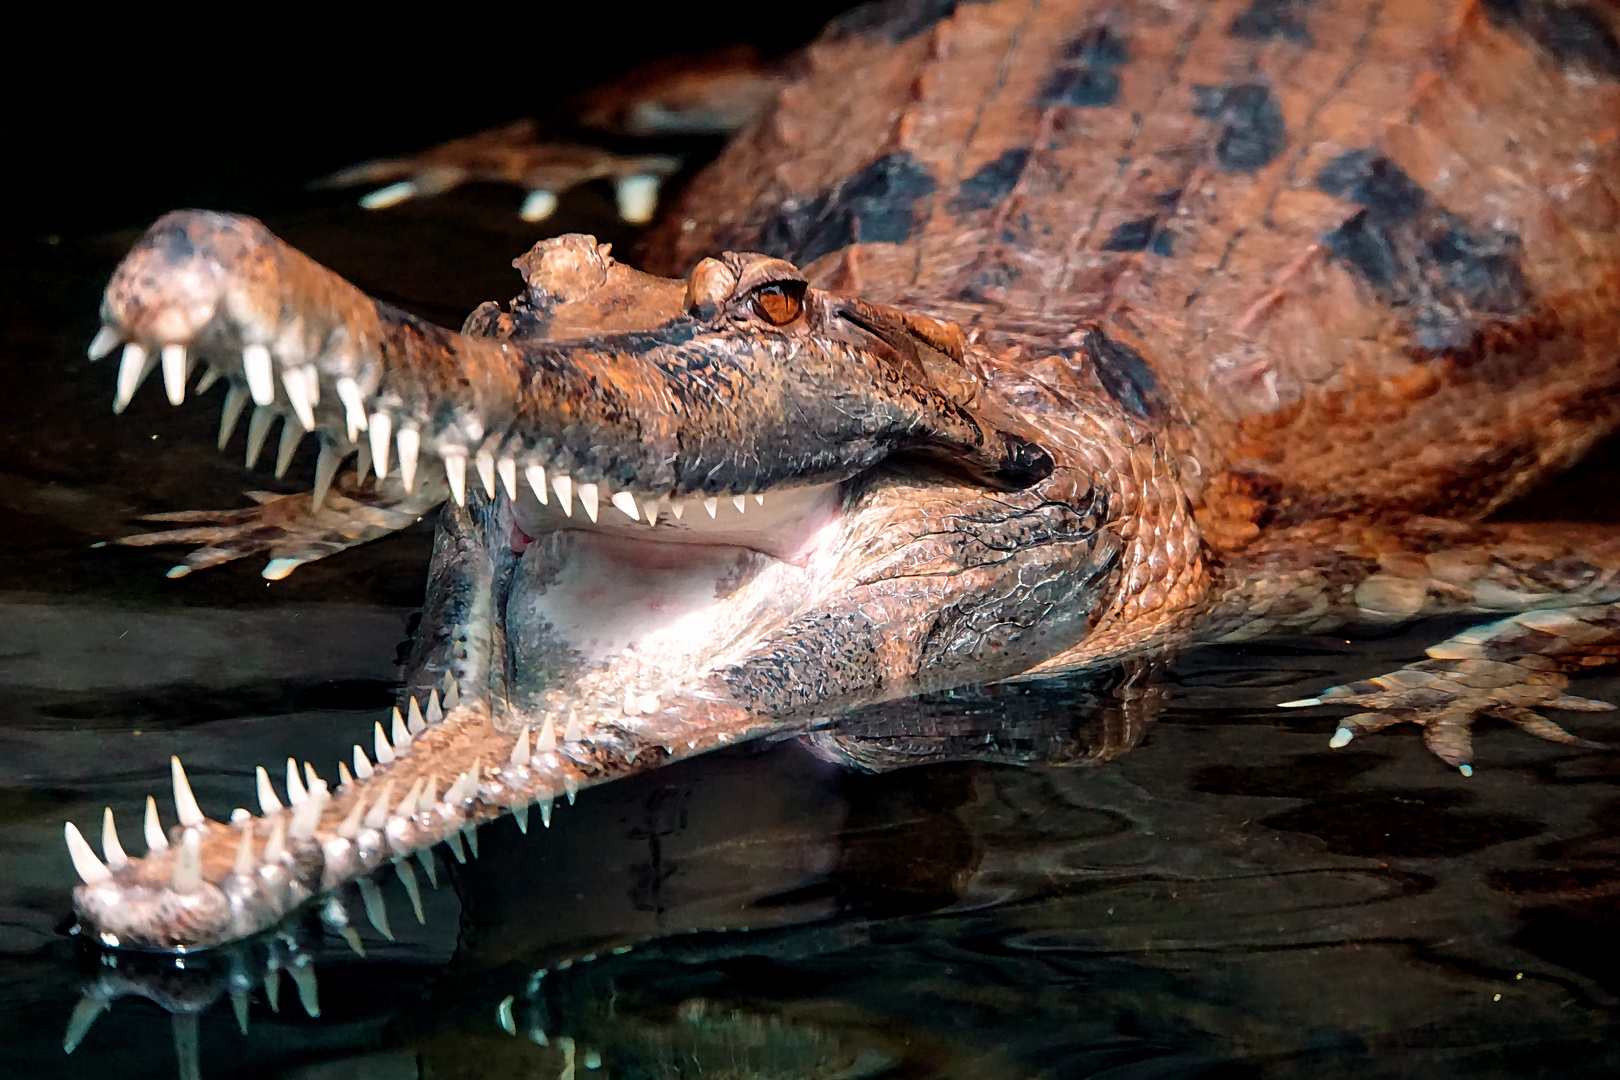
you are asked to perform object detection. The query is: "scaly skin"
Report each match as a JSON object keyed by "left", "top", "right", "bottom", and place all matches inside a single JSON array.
[{"left": 66, "top": 0, "right": 1620, "bottom": 950}]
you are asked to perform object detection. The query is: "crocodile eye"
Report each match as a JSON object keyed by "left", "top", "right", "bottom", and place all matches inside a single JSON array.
[{"left": 748, "top": 281, "right": 805, "bottom": 326}]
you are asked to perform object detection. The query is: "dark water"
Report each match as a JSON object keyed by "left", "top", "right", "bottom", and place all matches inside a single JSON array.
[{"left": 4, "top": 84, "right": 1620, "bottom": 1080}]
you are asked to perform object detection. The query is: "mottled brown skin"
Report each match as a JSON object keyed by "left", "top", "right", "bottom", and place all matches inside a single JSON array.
[{"left": 68, "top": 0, "right": 1620, "bottom": 950}]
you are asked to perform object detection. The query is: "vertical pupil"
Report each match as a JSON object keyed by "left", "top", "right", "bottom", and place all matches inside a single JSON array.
[{"left": 756, "top": 285, "right": 799, "bottom": 324}]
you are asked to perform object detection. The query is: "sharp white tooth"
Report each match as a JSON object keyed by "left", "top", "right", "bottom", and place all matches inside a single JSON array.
[
  {"left": 444, "top": 831, "right": 467, "bottom": 864},
  {"left": 537, "top": 714, "right": 558, "bottom": 752},
  {"left": 639, "top": 694, "right": 660, "bottom": 715},
  {"left": 396, "top": 860, "right": 426, "bottom": 923},
  {"left": 144, "top": 795, "right": 168, "bottom": 852},
  {"left": 282, "top": 758, "right": 306, "bottom": 805},
  {"left": 611, "top": 490, "right": 640, "bottom": 520},
  {"left": 615, "top": 173, "right": 661, "bottom": 224},
  {"left": 173, "top": 828, "right": 203, "bottom": 893},
  {"left": 171, "top": 756, "right": 205, "bottom": 827},
  {"left": 338, "top": 761, "right": 354, "bottom": 788},
  {"left": 475, "top": 452, "right": 497, "bottom": 498},
  {"left": 498, "top": 457, "right": 518, "bottom": 499},
  {"left": 510, "top": 726, "right": 531, "bottom": 767},
  {"left": 552, "top": 472, "right": 573, "bottom": 515},
  {"left": 233, "top": 826, "right": 255, "bottom": 876},
  {"left": 313, "top": 442, "right": 343, "bottom": 510},
  {"left": 64, "top": 992, "right": 109, "bottom": 1054},
  {"left": 245, "top": 405, "right": 275, "bottom": 467},
  {"left": 418, "top": 777, "right": 439, "bottom": 812},
  {"left": 195, "top": 363, "right": 222, "bottom": 394},
  {"left": 337, "top": 796, "right": 366, "bottom": 838},
  {"left": 396, "top": 778, "right": 425, "bottom": 817},
  {"left": 374, "top": 720, "right": 396, "bottom": 764},
  {"left": 289, "top": 961, "right": 320, "bottom": 1018},
  {"left": 671, "top": 499, "right": 685, "bottom": 520},
  {"left": 363, "top": 783, "right": 395, "bottom": 830},
  {"left": 231, "top": 989, "right": 251, "bottom": 1035},
  {"left": 263, "top": 815, "right": 287, "bottom": 862},
  {"left": 353, "top": 745, "right": 374, "bottom": 779},
  {"left": 641, "top": 497, "right": 660, "bottom": 524},
  {"left": 564, "top": 775, "right": 579, "bottom": 804},
  {"left": 579, "top": 482, "right": 599, "bottom": 522},
  {"left": 283, "top": 368, "right": 316, "bottom": 431},
  {"left": 527, "top": 463, "right": 549, "bottom": 504},
  {"left": 361, "top": 179, "right": 418, "bottom": 209},
  {"left": 397, "top": 428, "right": 420, "bottom": 492},
  {"left": 443, "top": 682, "right": 461, "bottom": 710},
  {"left": 275, "top": 416, "right": 306, "bottom": 478},
  {"left": 88, "top": 325, "right": 121, "bottom": 361},
  {"left": 355, "top": 441, "right": 372, "bottom": 482},
  {"left": 243, "top": 344, "right": 275, "bottom": 406},
  {"left": 304, "top": 762, "right": 324, "bottom": 794},
  {"left": 444, "top": 451, "right": 467, "bottom": 506},
  {"left": 755, "top": 493, "right": 766, "bottom": 505},
  {"left": 540, "top": 795, "right": 554, "bottom": 828},
  {"left": 335, "top": 377, "right": 369, "bottom": 442},
  {"left": 514, "top": 802, "right": 530, "bottom": 834},
  {"left": 393, "top": 706, "right": 413, "bottom": 748},
  {"left": 218, "top": 384, "right": 249, "bottom": 450},
  {"left": 161, "top": 343, "right": 189, "bottom": 406},
  {"left": 256, "top": 766, "right": 283, "bottom": 814},
  {"left": 65, "top": 822, "right": 112, "bottom": 885},
  {"left": 704, "top": 496, "right": 718, "bottom": 518},
  {"left": 520, "top": 188, "right": 558, "bottom": 222},
  {"left": 564, "top": 712, "right": 584, "bottom": 743},
  {"left": 731, "top": 495, "right": 746, "bottom": 513},
  {"left": 426, "top": 690, "right": 443, "bottom": 724},
  {"left": 357, "top": 877, "right": 394, "bottom": 941},
  {"left": 101, "top": 807, "right": 128, "bottom": 871},
  {"left": 405, "top": 698, "right": 424, "bottom": 737},
  {"left": 368, "top": 412, "right": 392, "bottom": 478},
  {"left": 463, "top": 824, "right": 479, "bottom": 858},
  {"left": 114, "top": 343, "right": 151, "bottom": 413}
]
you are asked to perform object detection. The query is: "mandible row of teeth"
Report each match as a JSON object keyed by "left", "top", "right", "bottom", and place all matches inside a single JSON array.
[{"left": 93, "top": 329, "right": 773, "bottom": 521}]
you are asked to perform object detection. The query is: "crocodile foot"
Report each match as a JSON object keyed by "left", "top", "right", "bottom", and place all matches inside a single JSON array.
[{"left": 1281, "top": 605, "right": 1620, "bottom": 773}]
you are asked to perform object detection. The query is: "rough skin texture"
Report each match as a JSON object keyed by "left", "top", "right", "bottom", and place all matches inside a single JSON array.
[{"left": 65, "top": 0, "right": 1620, "bottom": 951}]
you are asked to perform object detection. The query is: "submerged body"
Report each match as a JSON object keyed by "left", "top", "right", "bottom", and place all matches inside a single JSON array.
[{"left": 65, "top": 0, "right": 1620, "bottom": 950}]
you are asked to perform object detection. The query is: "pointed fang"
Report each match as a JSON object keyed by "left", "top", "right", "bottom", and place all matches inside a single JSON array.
[
  {"left": 243, "top": 344, "right": 275, "bottom": 406},
  {"left": 476, "top": 452, "right": 497, "bottom": 499},
  {"left": 101, "top": 808, "right": 128, "bottom": 871},
  {"left": 498, "top": 457, "right": 518, "bottom": 499},
  {"left": 368, "top": 411, "right": 392, "bottom": 478},
  {"left": 444, "top": 451, "right": 467, "bottom": 506},
  {"left": 219, "top": 384, "right": 249, "bottom": 450},
  {"left": 357, "top": 877, "right": 394, "bottom": 941},
  {"left": 256, "top": 765, "right": 283, "bottom": 814},
  {"left": 335, "top": 377, "right": 369, "bottom": 442},
  {"left": 579, "top": 482, "right": 599, "bottom": 522},
  {"left": 173, "top": 828, "right": 203, "bottom": 893},
  {"left": 611, "top": 490, "right": 640, "bottom": 520},
  {"left": 171, "top": 756, "right": 205, "bottom": 827},
  {"left": 144, "top": 795, "right": 169, "bottom": 853},
  {"left": 161, "top": 343, "right": 188, "bottom": 406},
  {"left": 65, "top": 822, "right": 112, "bottom": 885},
  {"left": 396, "top": 859, "right": 426, "bottom": 923},
  {"left": 397, "top": 428, "right": 420, "bottom": 492}
]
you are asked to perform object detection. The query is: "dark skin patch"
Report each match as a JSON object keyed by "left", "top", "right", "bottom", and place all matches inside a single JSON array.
[
  {"left": 1102, "top": 214, "right": 1174, "bottom": 256},
  {"left": 828, "top": 0, "right": 967, "bottom": 45},
  {"left": 1317, "top": 150, "right": 1532, "bottom": 354},
  {"left": 759, "top": 152, "right": 939, "bottom": 265},
  {"left": 1077, "top": 328, "right": 1164, "bottom": 422},
  {"left": 1192, "top": 83, "right": 1288, "bottom": 172},
  {"left": 1481, "top": 0, "right": 1620, "bottom": 81},
  {"left": 1229, "top": 0, "right": 1315, "bottom": 46},
  {"left": 1040, "top": 25, "right": 1131, "bottom": 108},
  {"left": 948, "top": 147, "right": 1032, "bottom": 213}
]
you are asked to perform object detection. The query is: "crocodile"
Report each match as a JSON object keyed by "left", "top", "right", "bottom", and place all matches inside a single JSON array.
[{"left": 64, "top": 0, "right": 1620, "bottom": 952}]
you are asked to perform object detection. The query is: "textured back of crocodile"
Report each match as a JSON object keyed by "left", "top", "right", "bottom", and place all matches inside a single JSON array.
[{"left": 643, "top": 0, "right": 1620, "bottom": 542}]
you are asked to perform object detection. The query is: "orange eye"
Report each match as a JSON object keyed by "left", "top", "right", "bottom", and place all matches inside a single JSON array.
[{"left": 749, "top": 281, "right": 805, "bottom": 326}]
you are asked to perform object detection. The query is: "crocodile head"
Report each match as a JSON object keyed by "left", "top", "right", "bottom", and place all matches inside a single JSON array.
[{"left": 67, "top": 213, "right": 1147, "bottom": 951}]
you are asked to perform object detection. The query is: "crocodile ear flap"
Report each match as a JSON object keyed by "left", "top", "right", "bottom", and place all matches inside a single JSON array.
[{"left": 834, "top": 298, "right": 1054, "bottom": 491}]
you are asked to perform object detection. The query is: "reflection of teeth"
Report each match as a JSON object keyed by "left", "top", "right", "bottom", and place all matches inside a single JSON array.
[
  {"left": 641, "top": 496, "right": 660, "bottom": 524},
  {"left": 615, "top": 174, "right": 661, "bottom": 224},
  {"left": 173, "top": 829, "right": 203, "bottom": 893},
  {"left": 195, "top": 363, "right": 222, "bottom": 395},
  {"left": 498, "top": 457, "right": 518, "bottom": 499},
  {"left": 671, "top": 499, "right": 685, "bottom": 520},
  {"left": 552, "top": 473, "right": 573, "bottom": 516},
  {"left": 243, "top": 344, "right": 275, "bottom": 406},
  {"left": 161, "top": 344, "right": 189, "bottom": 405},
  {"left": 611, "top": 490, "right": 640, "bottom": 520},
  {"left": 755, "top": 493, "right": 766, "bottom": 506},
  {"left": 274, "top": 417, "right": 305, "bottom": 478},
  {"left": 245, "top": 406, "right": 274, "bottom": 468},
  {"left": 704, "top": 496, "right": 718, "bottom": 518},
  {"left": 731, "top": 495, "right": 746, "bottom": 513},
  {"left": 313, "top": 442, "right": 342, "bottom": 509},
  {"left": 579, "top": 482, "right": 600, "bottom": 522},
  {"left": 360, "top": 181, "right": 418, "bottom": 209},
  {"left": 368, "top": 412, "right": 392, "bottom": 478}
]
